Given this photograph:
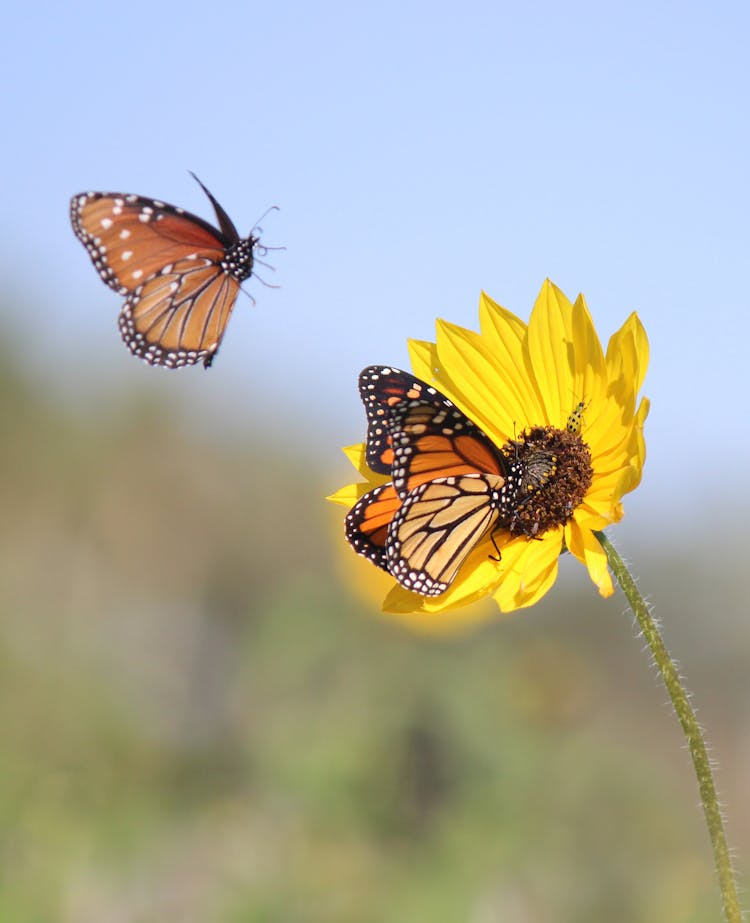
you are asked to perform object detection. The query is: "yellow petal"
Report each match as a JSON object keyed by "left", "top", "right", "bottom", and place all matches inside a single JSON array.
[
  {"left": 434, "top": 319, "right": 544, "bottom": 444},
  {"left": 580, "top": 480, "right": 625, "bottom": 521},
  {"left": 630, "top": 396, "right": 650, "bottom": 473},
  {"left": 381, "top": 586, "right": 496, "bottom": 633},
  {"left": 573, "top": 504, "right": 612, "bottom": 532},
  {"left": 605, "top": 312, "right": 650, "bottom": 412},
  {"left": 492, "top": 530, "right": 563, "bottom": 611},
  {"left": 407, "top": 339, "right": 438, "bottom": 382},
  {"left": 567, "top": 294, "right": 609, "bottom": 435},
  {"left": 433, "top": 320, "right": 521, "bottom": 445},
  {"left": 565, "top": 520, "right": 614, "bottom": 597},
  {"left": 340, "top": 443, "right": 390, "bottom": 485},
  {"left": 342, "top": 442, "right": 367, "bottom": 473},
  {"left": 327, "top": 483, "right": 359, "bottom": 507},
  {"left": 478, "top": 292, "right": 527, "bottom": 372},
  {"left": 476, "top": 292, "right": 547, "bottom": 426},
  {"left": 525, "top": 280, "right": 576, "bottom": 424}
]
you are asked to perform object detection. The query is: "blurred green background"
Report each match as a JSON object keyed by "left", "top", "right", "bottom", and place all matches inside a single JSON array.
[
  {"left": 2, "top": 335, "right": 748, "bottom": 923},
  {"left": 3, "top": 2, "right": 750, "bottom": 919}
]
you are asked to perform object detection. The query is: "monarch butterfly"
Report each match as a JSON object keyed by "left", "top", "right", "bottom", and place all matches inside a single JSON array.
[
  {"left": 347, "top": 367, "right": 557, "bottom": 596},
  {"left": 70, "top": 174, "right": 271, "bottom": 369},
  {"left": 348, "top": 365, "right": 498, "bottom": 570}
]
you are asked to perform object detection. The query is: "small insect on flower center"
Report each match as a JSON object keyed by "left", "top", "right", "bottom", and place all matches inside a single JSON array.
[{"left": 502, "top": 425, "right": 593, "bottom": 537}]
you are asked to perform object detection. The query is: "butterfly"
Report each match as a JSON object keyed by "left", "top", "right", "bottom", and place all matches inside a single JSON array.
[
  {"left": 347, "top": 367, "right": 557, "bottom": 596},
  {"left": 70, "top": 173, "right": 271, "bottom": 369}
]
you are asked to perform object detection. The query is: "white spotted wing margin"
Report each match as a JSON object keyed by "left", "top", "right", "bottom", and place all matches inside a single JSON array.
[{"left": 386, "top": 473, "right": 508, "bottom": 596}]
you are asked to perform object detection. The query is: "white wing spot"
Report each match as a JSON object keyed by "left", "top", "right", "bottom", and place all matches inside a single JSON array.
[
  {"left": 119, "top": 228, "right": 131, "bottom": 240},
  {"left": 121, "top": 250, "right": 133, "bottom": 261},
  {"left": 100, "top": 217, "right": 112, "bottom": 230},
  {"left": 132, "top": 269, "right": 143, "bottom": 280}
]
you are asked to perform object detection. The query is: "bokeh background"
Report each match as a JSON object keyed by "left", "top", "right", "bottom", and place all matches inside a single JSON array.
[{"left": 2, "top": 2, "right": 749, "bottom": 920}]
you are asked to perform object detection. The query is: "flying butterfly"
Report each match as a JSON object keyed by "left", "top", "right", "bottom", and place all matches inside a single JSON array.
[
  {"left": 70, "top": 174, "right": 275, "bottom": 368},
  {"left": 347, "top": 367, "right": 557, "bottom": 597}
]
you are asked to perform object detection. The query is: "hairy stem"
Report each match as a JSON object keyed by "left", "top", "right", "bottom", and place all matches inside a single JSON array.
[{"left": 596, "top": 531, "right": 742, "bottom": 922}]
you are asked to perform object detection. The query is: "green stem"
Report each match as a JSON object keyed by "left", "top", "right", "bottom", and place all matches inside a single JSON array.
[{"left": 595, "top": 531, "right": 742, "bottom": 923}]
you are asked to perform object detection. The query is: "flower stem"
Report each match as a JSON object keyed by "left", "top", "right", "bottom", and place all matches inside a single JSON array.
[{"left": 595, "top": 530, "right": 742, "bottom": 923}]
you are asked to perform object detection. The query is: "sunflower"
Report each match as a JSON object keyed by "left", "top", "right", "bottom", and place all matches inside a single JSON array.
[{"left": 329, "top": 279, "right": 649, "bottom": 616}]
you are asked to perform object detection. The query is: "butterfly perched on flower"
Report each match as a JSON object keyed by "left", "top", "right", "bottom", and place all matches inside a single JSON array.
[
  {"left": 70, "top": 174, "right": 275, "bottom": 369},
  {"left": 346, "top": 367, "right": 557, "bottom": 597}
]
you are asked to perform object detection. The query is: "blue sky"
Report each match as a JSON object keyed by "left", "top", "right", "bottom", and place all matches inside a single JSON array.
[{"left": 2, "top": 1, "right": 748, "bottom": 537}]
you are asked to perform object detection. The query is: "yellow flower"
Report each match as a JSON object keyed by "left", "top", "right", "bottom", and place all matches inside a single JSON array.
[{"left": 329, "top": 279, "right": 649, "bottom": 617}]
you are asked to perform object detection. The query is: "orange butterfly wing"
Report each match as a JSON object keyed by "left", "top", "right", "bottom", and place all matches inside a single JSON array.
[
  {"left": 349, "top": 368, "right": 547, "bottom": 596},
  {"left": 345, "top": 484, "right": 403, "bottom": 571},
  {"left": 347, "top": 368, "right": 516, "bottom": 592},
  {"left": 120, "top": 257, "right": 240, "bottom": 367},
  {"left": 70, "top": 182, "right": 257, "bottom": 368},
  {"left": 386, "top": 474, "right": 508, "bottom": 596},
  {"left": 71, "top": 193, "right": 228, "bottom": 294},
  {"left": 358, "top": 366, "right": 508, "bottom": 487}
]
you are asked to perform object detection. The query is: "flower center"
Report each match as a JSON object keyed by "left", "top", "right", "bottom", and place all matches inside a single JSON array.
[{"left": 502, "top": 426, "right": 593, "bottom": 537}]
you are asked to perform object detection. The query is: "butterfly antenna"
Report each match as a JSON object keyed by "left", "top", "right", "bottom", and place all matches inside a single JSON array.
[{"left": 250, "top": 204, "right": 280, "bottom": 235}]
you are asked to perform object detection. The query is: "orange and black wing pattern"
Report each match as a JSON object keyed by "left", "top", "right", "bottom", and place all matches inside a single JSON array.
[
  {"left": 345, "top": 483, "right": 403, "bottom": 572},
  {"left": 349, "top": 367, "right": 531, "bottom": 595},
  {"left": 70, "top": 175, "right": 259, "bottom": 368},
  {"left": 358, "top": 366, "right": 509, "bottom": 498},
  {"left": 386, "top": 473, "right": 510, "bottom": 595},
  {"left": 357, "top": 366, "right": 436, "bottom": 474}
]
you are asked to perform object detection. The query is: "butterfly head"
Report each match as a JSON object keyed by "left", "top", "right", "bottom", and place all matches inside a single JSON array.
[
  {"left": 221, "top": 234, "right": 257, "bottom": 282},
  {"left": 503, "top": 424, "right": 593, "bottom": 537}
]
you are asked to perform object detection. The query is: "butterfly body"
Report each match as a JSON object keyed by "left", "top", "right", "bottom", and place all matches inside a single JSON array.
[{"left": 70, "top": 175, "right": 262, "bottom": 368}]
